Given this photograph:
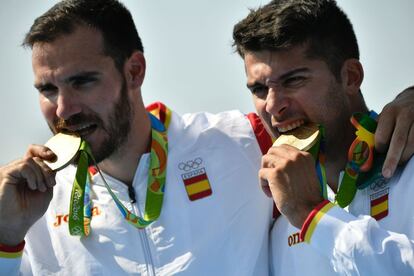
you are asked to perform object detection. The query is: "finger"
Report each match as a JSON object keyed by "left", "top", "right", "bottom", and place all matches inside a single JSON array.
[
  {"left": 14, "top": 158, "right": 48, "bottom": 192},
  {"left": 24, "top": 158, "right": 48, "bottom": 192},
  {"left": 259, "top": 178, "right": 272, "bottom": 198},
  {"left": 261, "top": 154, "right": 277, "bottom": 170},
  {"left": 258, "top": 168, "right": 275, "bottom": 198},
  {"left": 13, "top": 161, "right": 38, "bottom": 191},
  {"left": 25, "top": 144, "right": 57, "bottom": 162},
  {"left": 261, "top": 146, "right": 291, "bottom": 169},
  {"left": 266, "top": 144, "right": 301, "bottom": 160},
  {"left": 35, "top": 158, "right": 56, "bottom": 188},
  {"left": 382, "top": 118, "right": 410, "bottom": 178},
  {"left": 375, "top": 104, "right": 396, "bottom": 153},
  {"left": 32, "top": 157, "right": 53, "bottom": 192},
  {"left": 400, "top": 125, "right": 414, "bottom": 164}
]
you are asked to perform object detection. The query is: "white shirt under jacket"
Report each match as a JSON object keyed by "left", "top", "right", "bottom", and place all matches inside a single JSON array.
[
  {"left": 270, "top": 157, "right": 414, "bottom": 276},
  {"left": 1, "top": 108, "right": 273, "bottom": 275}
]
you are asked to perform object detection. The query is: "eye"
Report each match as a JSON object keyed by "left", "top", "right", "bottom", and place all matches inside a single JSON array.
[
  {"left": 283, "top": 76, "right": 306, "bottom": 88},
  {"left": 249, "top": 84, "right": 269, "bottom": 99},
  {"left": 37, "top": 84, "right": 58, "bottom": 97},
  {"left": 72, "top": 77, "right": 97, "bottom": 89}
]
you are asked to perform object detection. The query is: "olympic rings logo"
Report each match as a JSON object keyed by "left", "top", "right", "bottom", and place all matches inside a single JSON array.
[
  {"left": 178, "top": 158, "right": 203, "bottom": 171},
  {"left": 370, "top": 178, "right": 388, "bottom": 191}
]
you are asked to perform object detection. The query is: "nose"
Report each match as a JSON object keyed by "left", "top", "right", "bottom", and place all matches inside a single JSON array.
[
  {"left": 55, "top": 90, "right": 82, "bottom": 120},
  {"left": 264, "top": 87, "right": 288, "bottom": 117}
]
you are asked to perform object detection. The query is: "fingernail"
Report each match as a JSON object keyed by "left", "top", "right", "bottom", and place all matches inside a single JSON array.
[
  {"left": 46, "top": 150, "right": 57, "bottom": 161},
  {"left": 382, "top": 168, "right": 392, "bottom": 179}
]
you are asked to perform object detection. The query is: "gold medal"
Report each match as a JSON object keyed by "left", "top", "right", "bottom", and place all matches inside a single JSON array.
[
  {"left": 273, "top": 123, "right": 320, "bottom": 151},
  {"left": 44, "top": 133, "right": 82, "bottom": 171}
]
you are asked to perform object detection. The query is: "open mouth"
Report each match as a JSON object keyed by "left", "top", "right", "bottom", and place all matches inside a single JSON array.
[
  {"left": 277, "top": 119, "right": 305, "bottom": 133},
  {"left": 61, "top": 123, "right": 98, "bottom": 138}
]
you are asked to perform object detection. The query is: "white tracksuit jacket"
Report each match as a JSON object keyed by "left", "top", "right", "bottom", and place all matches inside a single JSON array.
[
  {"left": 270, "top": 157, "right": 414, "bottom": 275},
  {"left": 1, "top": 107, "right": 273, "bottom": 275}
]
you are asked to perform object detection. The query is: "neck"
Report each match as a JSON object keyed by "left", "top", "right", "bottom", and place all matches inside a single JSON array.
[{"left": 99, "top": 106, "right": 151, "bottom": 186}]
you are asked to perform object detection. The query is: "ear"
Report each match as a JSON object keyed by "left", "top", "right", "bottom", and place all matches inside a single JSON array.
[
  {"left": 124, "top": 51, "right": 146, "bottom": 89},
  {"left": 340, "top": 59, "right": 364, "bottom": 96}
]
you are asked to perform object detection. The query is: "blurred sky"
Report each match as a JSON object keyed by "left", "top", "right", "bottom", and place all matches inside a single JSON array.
[{"left": 1, "top": 0, "right": 413, "bottom": 165}]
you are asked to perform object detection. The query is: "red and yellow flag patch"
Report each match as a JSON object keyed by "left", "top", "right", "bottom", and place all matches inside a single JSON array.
[
  {"left": 182, "top": 168, "right": 212, "bottom": 201},
  {"left": 370, "top": 188, "right": 389, "bottom": 220}
]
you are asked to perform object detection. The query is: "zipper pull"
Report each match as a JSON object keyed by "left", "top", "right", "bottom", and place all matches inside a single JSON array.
[{"left": 128, "top": 185, "right": 137, "bottom": 203}]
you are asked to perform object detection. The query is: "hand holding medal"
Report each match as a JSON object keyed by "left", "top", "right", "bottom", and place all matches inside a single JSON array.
[
  {"left": 265, "top": 112, "right": 380, "bottom": 220},
  {"left": 272, "top": 123, "right": 329, "bottom": 201},
  {"left": 259, "top": 123, "right": 324, "bottom": 228},
  {"left": 0, "top": 141, "right": 62, "bottom": 245}
]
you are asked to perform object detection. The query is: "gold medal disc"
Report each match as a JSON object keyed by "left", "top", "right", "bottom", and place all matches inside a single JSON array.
[
  {"left": 273, "top": 123, "right": 320, "bottom": 151},
  {"left": 44, "top": 133, "right": 82, "bottom": 171}
]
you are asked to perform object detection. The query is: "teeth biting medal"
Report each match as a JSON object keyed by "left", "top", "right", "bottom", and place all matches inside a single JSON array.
[{"left": 272, "top": 122, "right": 320, "bottom": 151}]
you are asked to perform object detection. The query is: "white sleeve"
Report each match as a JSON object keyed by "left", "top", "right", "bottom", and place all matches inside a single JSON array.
[{"left": 302, "top": 202, "right": 414, "bottom": 275}]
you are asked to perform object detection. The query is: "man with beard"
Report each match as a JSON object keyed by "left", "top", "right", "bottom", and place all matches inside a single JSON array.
[
  {"left": 0, "top": 0, "right": 413, "bottom": 275},
  {"left": 233, "top": 0, "right": 414, "bottom": 274}
]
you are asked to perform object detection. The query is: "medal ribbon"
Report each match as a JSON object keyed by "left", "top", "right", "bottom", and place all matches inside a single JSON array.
[
  {"left": 335, "top": 111, "right": 377, "bottom": 207},
  {"left": 68, "top": 112, "right": 168, "bottom": 236},
  {"left": 68, "top": 141, "right": 91, "bottom": 235},
  {"left": 315, "top": 111, "right": 378, "bottom": 207}
]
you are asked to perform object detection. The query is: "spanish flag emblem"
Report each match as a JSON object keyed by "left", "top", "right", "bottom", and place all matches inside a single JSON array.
[
  {"left": 182, "top": 168, "right": 212, "bottom": 201},
  {"left": 370, "top": 188, "right": 389, "bottom": 221}
]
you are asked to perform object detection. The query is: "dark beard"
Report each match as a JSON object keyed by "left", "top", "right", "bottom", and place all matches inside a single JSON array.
[
  {"left": 92, "top": 79, "right": 132, "bottom": 163},
  {"left": 50, "top": 78, "right": 133, "bottom": 163}
]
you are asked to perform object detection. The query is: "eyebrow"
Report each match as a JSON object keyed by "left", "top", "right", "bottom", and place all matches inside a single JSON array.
[
  {"left": 34, "top": 71, "right": 101, "bottom": 90},
  {"left": 65, "top": 71, "right": 101, "bottom": 84},
  {"left": 246, "top": 67, "right": 311, "bottom": 90},
  {"left": 273, "top": 67, "right": 310, "bottom": 83}
]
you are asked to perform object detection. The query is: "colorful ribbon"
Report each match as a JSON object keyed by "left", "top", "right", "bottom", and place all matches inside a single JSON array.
[
  {"left": 68, "top": 112, "right": 168, "bottom": 236},
  {"left": 313, "top": 111, "right": 381, "bottom": 207},
  {"left": 335, "top": 111, "right": 378, "bottom": 207}
]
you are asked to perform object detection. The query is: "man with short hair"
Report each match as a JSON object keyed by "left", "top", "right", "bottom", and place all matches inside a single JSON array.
[
  {"left": 233, "top": 0, "right": 414, "bottom": 274},
  {"left": 0, "top": 0, "right": 413, "bottom": 275}
]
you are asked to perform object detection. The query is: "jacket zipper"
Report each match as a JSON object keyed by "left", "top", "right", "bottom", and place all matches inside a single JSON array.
[{"left": 132, "top": 197, "right": 156, "bottom": 276}]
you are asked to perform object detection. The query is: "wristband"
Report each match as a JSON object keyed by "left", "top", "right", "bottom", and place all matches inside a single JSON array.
[{"left": 0, "top": 240, "right": 25, "bottom": 258}]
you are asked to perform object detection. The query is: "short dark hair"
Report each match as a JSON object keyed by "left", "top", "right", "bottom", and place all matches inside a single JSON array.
[
  {"left": 232, "top": 0, "right": 359, "bottom": 79},
  {"left": 23, "top": 0, "right": 144, "bottom": 72}
]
